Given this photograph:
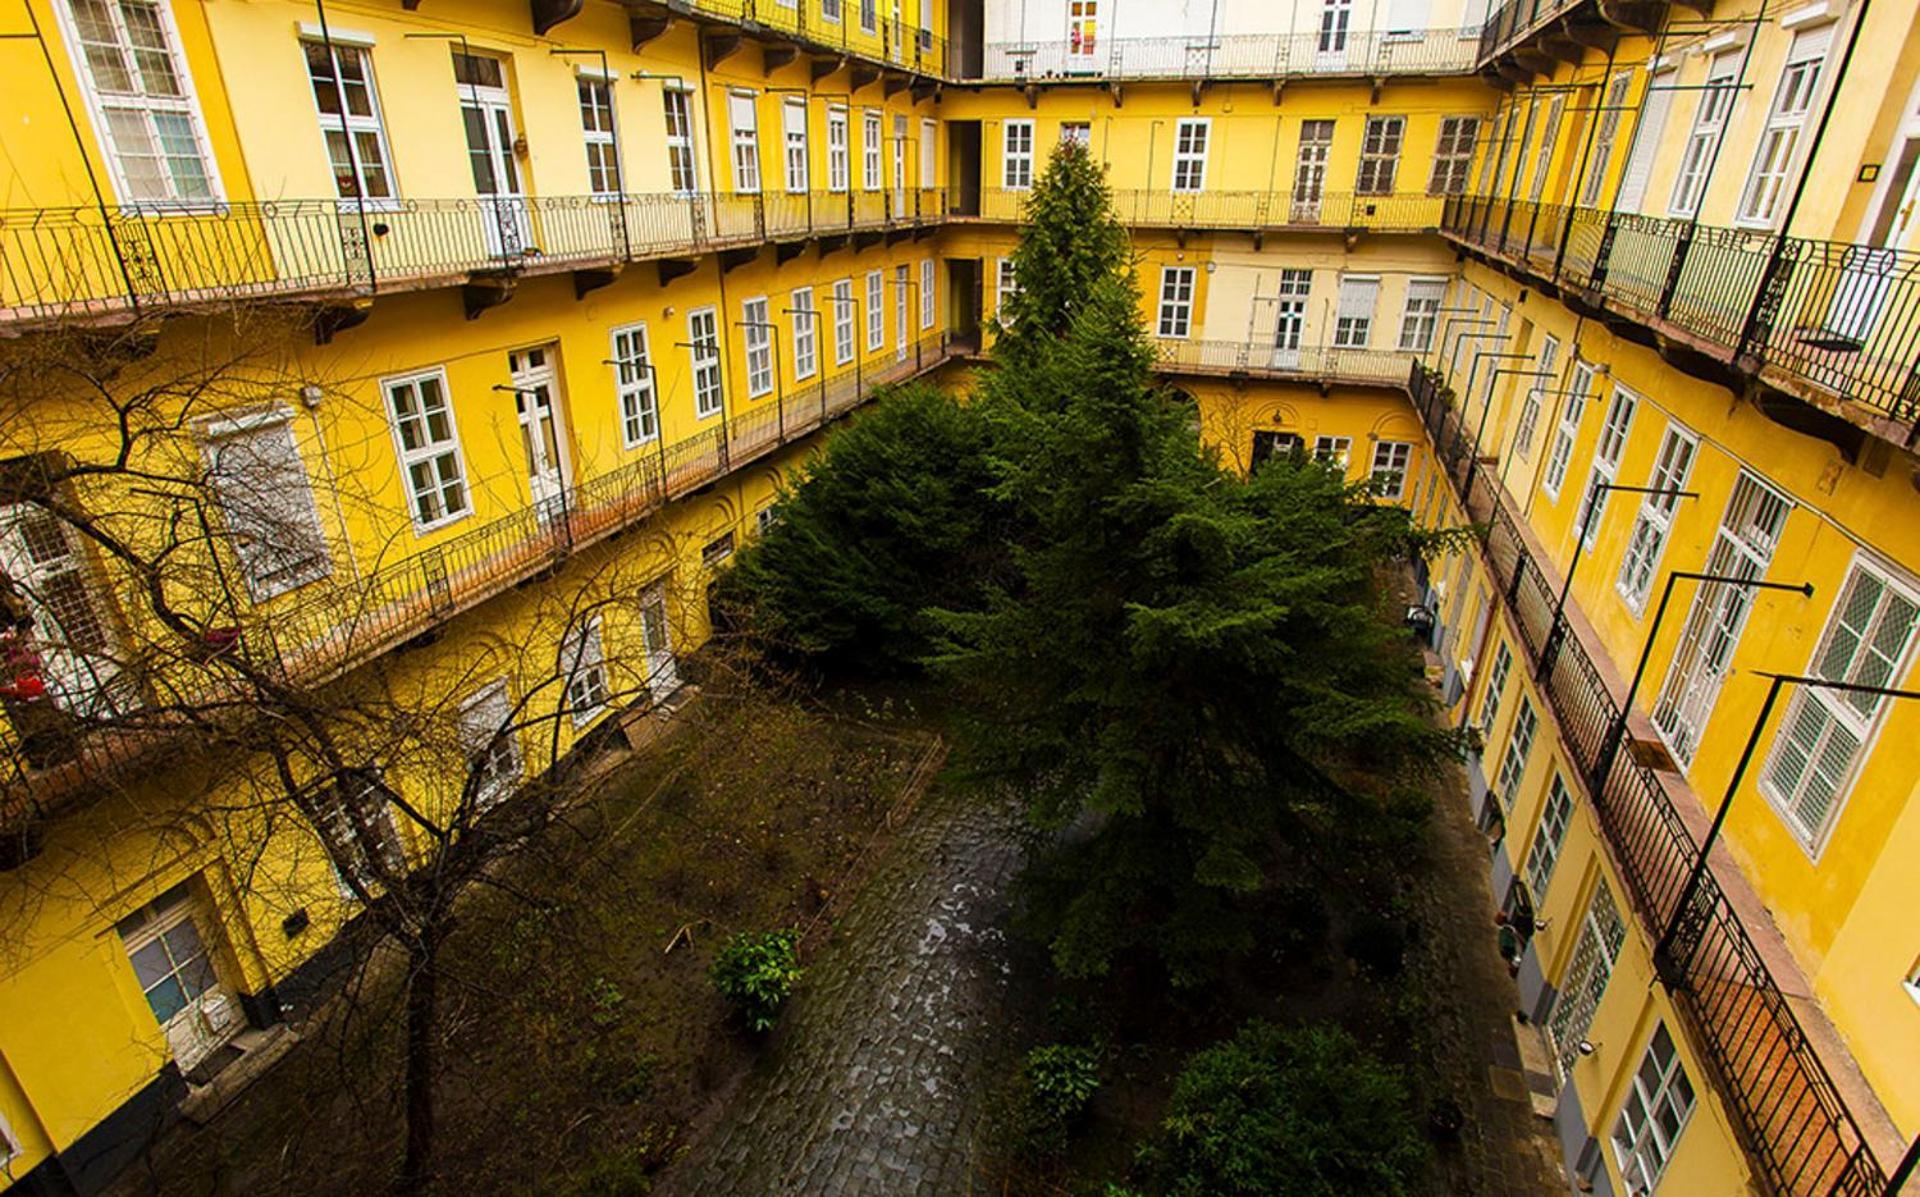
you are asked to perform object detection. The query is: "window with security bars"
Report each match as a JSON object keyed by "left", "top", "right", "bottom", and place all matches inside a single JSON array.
[
  {"left": 1547, "top": 877, "right": 1625, "bottom": 1077},
  {"left": 1370, "top": 441, "right": 1412, "bottom": 499},
  {"left": 1525, "top": 774, "right": 1573, "bottom": 899},
  {"left": 1573, "top": 387, "right": 1638, "bottom": 548},
  {"left": 1495, "top": 699, "right": 1537, "bottom": 808},
  {"left": 1512, "top": 335, "right": 1558, "bottom": 461},
  {"left": 1761, "top": 560, "right": 1919, "bottom": 849},
  {"left": 1540, "top": 360, "right": 1593, "bottom": 499},
  {"left": 1333, "top": 276, "right": 1378, "bottom": 347},
  {"left": 318, "top": 769, "right": 407, "bottom": 891},
  {"left": 1171, "top": 119, "right": 1209, "bottom": 192},
  {"left": 1397, "top": 279, "right": 1445, "bottom": 351},
  {"left": 791, "top": 287, "right": 818, "bottom": 381},
  {"left": 610, "top": 323, "right": 657, "bottom": 447},
  {"left": 1355, "top": 116, "right": 1404, "bottom": 194},
  {"left": 1617, "top": 424, "right": 1698, "bottom": 611},
  {"left": 560, "top": 616, "right": 610, "bottom": 726},
  {"left": 384, "top": 369, "right": 469, "bottom": 529},
  {"left": 1612, "top": 1024, "right": 1697, "bottom": 1194},
  {"left": 1477, "top": 641, "right": 1512, "bottom": 738},
  {"left": 63, "top": 0, "right": 217, "bottom": 203},
  {"left": 1427, "top": 116, "right": 1479, "bottom": 195},
  {"left": 742, "top": 297, "right": 773, "bottom": 397},
  {"left": 832, "top": 278, "right": 856, "bottom": 364},
  {"left": 206, "top": 415, "right": 331, "bottom": 602},
  {"left": 1003, "top": 119, "right": 1034, "bottom": 189},
  {"left": 305, "top": 42, "right": 394, "bottom": 201},
  {"left": 459, "top": 680, "right": 522, "bottom": 809},
  {"left": 578, "top": 77, "right": 618, "bottom": 196},
  {"left": 663, "top": 89, "right": 697, "bottom": 194},
  {"left": 1157, "top": 267, "right": 1195, "bottom": 338},
  {"left": 1670, "top": 57, "right": 1737, "bottom": 216},
  {"left": 1581, "top": 71, "right": 1634, "bottom": 205},
  {"left": 1738, "top": 27, "right": 1832, "bottom": 225},
  {"left": 688, "top": 308, "right": 724, "bottom": 418},
  {"left": 1652, "top": 472, "right": 1791, "bottom": 766}
]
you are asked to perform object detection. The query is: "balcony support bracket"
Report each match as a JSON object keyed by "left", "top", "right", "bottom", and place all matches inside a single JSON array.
[
  {"left": 704, "top": 31, "right": 743, "bottom": 70},
  {"left": 882, "top": 70, "right": 910, "bottom": 98},
  {"left": 850, "top": 63, "right": 880, "bottom": 91},
  {"left": 657, "top": 257, "right": 699, "bottom": 287},
  {"left": 1370, "top": 75, "right": 1385, "bottom": 104},
  {"left": 530, "top": 0, "right": 583, "bottom": 36},
  {"left": 629, "top": 10, "right": 672, "bottom": 48},
  {"left": 1270, "top": 78, "right": 1287, "bottom": 105},
  {"left": 884, "top": 227, "right": 911, "bottom": 247},
  {"left": 719, "top": 245, "right": 759, "bottom": 274},
  {"left": 810, "top": 53, "right": 846, "bottom": 83},
  {"left": 1190, "top": 79, "right": 1206, "bottom": 106},
  {"left": 1251, "top": 229, "right": 1264, "bottom": 251},
  {"left": 1562, "top": 19, "right": 1618, "bottom": 51},
  {"left": 1107, "top": 81, "right": 1124, "bottom": 108},
  {"left": 818, "top": 233, "right": 849, "bottom": 258},
  {"left": 911, "top": 79, "right": 939, "bottom": 102},
  {"left": 572, "top": 265, "right": 620, "bottom": 300},
  {"left": 853, "top": 230, "right": 884, "bottom": 252},
  {"left": 1752, "top": 383, "right": 1869, "bottom": 464},
  {"left": 775, "top": 239, "right": 811, "bottom": 266},
  {"left": 1596, "top": 0, "right": 1663, "bottom": 30},
  {"left": 762, "top": 42, "right": 799, "bottom": 75},
  {"left": 312, "top": 299, "right": 373, "bottom": 345},
  {"left": 462, "top": 272, "right": 517, "bottom": 321}
]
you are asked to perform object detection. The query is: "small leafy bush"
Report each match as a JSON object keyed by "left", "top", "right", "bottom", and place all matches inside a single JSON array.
[
  {"left": 1017, "top": 1042, "right": 1102, "bottom": 1155},
  {"left": 710, "top": 929, "right": 803, "bottom": 1032},
  {"left": 1143, "top": 1021, "right": 1427, "bottom": 1196}
]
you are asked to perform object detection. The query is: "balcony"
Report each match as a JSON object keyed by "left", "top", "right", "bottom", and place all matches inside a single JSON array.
[
  {"left": 1443, "top": 195, "right": 1920, "bottom": 452},
  {"left": 979, "top": 26, "right": 1483, "bottom": 84},
  {"left": 1410, "top": 362, "right": 1898, "bottom": 1197},
  {"left": 622, "top": 0, "right": 952, "bottom": 83},
  {"left": 960, "top": 187, "right": 1451, "bottom": 236},
  {"left": 0, "top": 188, "right": 951, "bottom": 331},
  {"left": 0, "top": 330, "right": 956, "bottom": 831},
  {"left": 1155, "top": 339, "right": 1422, "bottom": 387}
]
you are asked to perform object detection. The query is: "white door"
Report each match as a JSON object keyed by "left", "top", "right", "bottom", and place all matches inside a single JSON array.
[
  {"left": 1825, "top": 86, "right": 1920, "bottom": 343},
  {"left": 0, "top": 505, "right": 121, "bottom": 717},
  {"left": 120, "top": 886, "right": 243, "bottom": 1073},
  {"left": 895, "top": 265, "right": 909, "bottom": 360},
  {"left": 1317, "top": 0, "right": 1352, "bottom": 68},
  {"left": 457, "top": 57, "right": 532, "bottom": 259},
  {"left": 1292, "top": 122, "right": 1332, "bottom": 222},
  {"left": 1067, "top": 0, "right": 1098, "bottom": 70},
  {"left": 509, "top": 347, "right": 570, "bottom": 525},
  {"left": 1270, "top": 270, "right": 1309, "bottom": 368},
  {"left": 641, "top": 587, "right": 679, "bottom": 697}
]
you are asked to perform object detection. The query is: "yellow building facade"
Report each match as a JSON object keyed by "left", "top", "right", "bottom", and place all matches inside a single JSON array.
[{"left": 2, "top": 0, "right": 1917, "bottom": 1191}]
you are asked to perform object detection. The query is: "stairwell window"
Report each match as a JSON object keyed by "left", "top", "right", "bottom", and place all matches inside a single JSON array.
[
  {"left": 827, "top": 105, "right": 849, "bottom": 192},
  {"left": 1477, "top": 640, "right": 1512, "bottom": 738},
  {"left": 866, "top": 271, "right": 884, "bottom": 350},
  {"left": 459, "top": 680, "right": 522, "bottom": 809},
  {"left": 791, "top": 287, "right": 818, "bottom": 381},
  {"left": 1611, "top": 1024, "right": 1696, "bottom": 1195},
  {"left": 1524, "top": 773, "right": 1573, "bottom": 899},
  {"left": 560, "top": 616, "right": 610, "bottom": 726},
  {"left": 863, "top": 109, "right": 883, "bottom": 189},
  {"left": 1581, "top": 71, "right": 1634, "bottom": 205},
  {"left": 610, "top": 323, "right": 657, "bottom": 447},
  {"left": 62, "top": 0, "right": 219, "bottom": 205},
  {"left": 1003, "top": 119, "right": 1034, "bottom": 189},
  {"left": 384, "top": 368, "right": 470, "bottom": 531},
  {"left": 728, "top": 91, "right": 761, "bottom": 194},
  {"left": 1171, "top": 118, "right": 1209, "bottom": 192},
  {"left": 1540, "top": 360, "right": 1593, "bottom": 500},
  {"left": 1738, "top": 26, "right": 1834, "bottom": 226},
  {"left": 1761, "top": 559, "right": 1920, "bottom": 851},
  {"left": 921, "top": 259, "right": 935, "bottom": 329},
  {"left": 743, "top": 296, "right": 773, "bottom": 398},
  {"left": 1355, "top": 116, "right": 1405, "bottom": 195},
  {"left": 663, "top": 88, "right": 698, "bottom": 194},
  {"left": 1495, "top": 698, "right": 1537, "bottom": 808},
  {"left": 1512, "top": 334, "right": 1557, "bottom": 461},
  {"left": 304, "top": 41, "right": 395, "bottom": 202},
  {"left": 205, "top": 411, "right": 331, "bottom": 602},
  {"left": 1398, "top": 278, "right": 1446, "bottom": 350},
  {"left": 1333, "top": 275, "right": 1379, "bottom": 347},
  {"left": 832, "top": 278, "right": 856, "bottom": 364},
  {"left": 1427, "top": 116, "right": 1479, "bottom": 195},
  {"left": 577, "top": 75, "right": 618, "bottom": 196},
  {"left": 1573, "top": 386, "right": 1638, "bottom": 549},
  {"left": 779, "top": 97, "right": 809, "bottom": 194},
  {"left": 1669, "top": 56, "right": 1738, "bottom": 216},
  {"left": 1157, "top": 266, "right": 1195, "bottom": 338},
  {"left": 1617, "top": 423, "right": 1698, "bottom": 611},
  {"left": 1370, "top": 441, "right": 1412, "bottom": 499},
  {"left": 688, "top": 307, "right": 724, "bottom": 418}
]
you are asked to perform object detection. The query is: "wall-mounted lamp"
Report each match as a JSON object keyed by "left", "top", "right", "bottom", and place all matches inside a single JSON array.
[{"left": 299, "top": 384, "right": 325, "bottom": 410}]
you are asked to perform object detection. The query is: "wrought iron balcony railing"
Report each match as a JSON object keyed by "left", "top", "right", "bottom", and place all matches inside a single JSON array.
[
  {"left": 0, "top": 187, "right": 952, "bottom": 328},
  {"left": 629, "top": 0, "right": 953, "bottom": 80},
  {"left": 961, "top": 187, "right": 1452, "bottom": 233},
  {"left": 1475, "top": 0, "right": 1584, "bottom": 65},
  {"left": 0, "top": 331, "right": 955, "bottom": 820},
  {"left": 1410, "top": 361, "right": 1890, "bottom": 1197},
  {"left": 1154, "top": 338, "right": 1422, "bottom": 386},
  {"left": 981, "top": 26, "right": 1483, "bottom": 81},
  {"left": 1443, "top": 195, "right": 1920, "bottom": 446}
]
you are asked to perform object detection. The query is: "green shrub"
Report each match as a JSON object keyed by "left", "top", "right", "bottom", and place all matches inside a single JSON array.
[
  {"left": 710, "top": 929, "right": 802, "bottom": 1032},
  {"left": 1145, "top": 1021, "right": 1427, "bottom": 1196},
  {"left": 1017, "top": 1042, "right": 1102, "bottom": 1155}
]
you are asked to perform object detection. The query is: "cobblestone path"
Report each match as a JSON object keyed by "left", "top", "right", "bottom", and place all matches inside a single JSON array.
[{"left": 658, "top": 785, "right": 1031, "bottom": 1196}]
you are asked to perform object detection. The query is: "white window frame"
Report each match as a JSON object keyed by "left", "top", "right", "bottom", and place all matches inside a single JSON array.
[
  {"left": 1737, "top": 28, "right": 1833, "bottom": 227},
  {"left": 57, "top": 0, "right": 224, "bottom": 207},
  {"left": 203, "top": 409, "right": 332, "bottom": 602},
  {"left": 996, "top": 257, "right": 1020, "bottom": 318},
  {"left": 742, "top": 296, "right": 774, "bottom": 398},
  {"left": 1540, "top": 360, "right": 1593, "bottom": 500},
  {"left": 1171, "top": 118, "right": 1210, "bottom": 192},
  {"left": 893, "top": 263, "right": 909, "bottom": 361},
  {"left": 1157, "top": 266, "right": 1195, "bottom": 339},
  {"left": 1669, "top": 56, "right": 1738, "bottom": 217},
  {"left": 560, "top": 615, "right": 610, "bottom": 728},
  {"left": 863, "top": 109, "right": 883, "bottom": 190},
  {"left": 1477, "top": 640, "right": 1512, "bottom": 737},
  {"left": 1525, "top": 773, "right": 1574, "bottom": 899},
  {"left": 303, "top": 40, "right": 397, "bottom": 205},
  {"left": 865, "top": 269, "right": 884, "bottom": 351},
  {"left": 610, "top": 323, "right": 657, "bottom": 448},
  {"left": 920, "top": 117, "right": 937, "bottom": 189},
  {"left": 1003, "top": 118, "right": 1034, "bottom": 190},
  {"left": 1397, "top": 278, "right": 1446, "bottom": 351},
  {"left": 576, "top": 73, "right": 619, "bottom": 197},
  {"left": 1759, "top": 556, "right": 1920, "bottom": 854},
  {"left": 1616, "top": 422, "right": 1698, "bottom": 612},
  {"left": 790, "top": 286, "right": 818, "bottom": 381},
  {"left": 1313, "top": 435, "right": 1352, "bottom": 469},
  {"left": 821, "top": 0, "right": 842, "bottom": 21},
  {"left": 688, "top": 307, "right": 724, "bottom": 419},
  {"left": 920, "top": 258, "right": 935, "bottom": 329},
  {"left": 827, "top": 105, "right": 850, "bottom": 192},
  {"left": 1574, "top": 385, "right": 1638, "bottom": 549},
  {"left": 1334, "top": 275, "right": 1379, "bottom": 348},
  {"left": 1356, "top": 115, "right": 1405, "bottom": 195},
  {"left": 728, "top": 90, "right": 760, "bottom": 194},
  {"left": 1513, "top": 335, "right": 1558, "bottom": 461},
  {"left": 782, "top": 96, "right": 809, "bottom": 194},
  {"left": 458, "top": 678, "right": 522, "bottom": 809},
  {"left": 1427, "top": 115, "right": 1479, "bottom": 196},
  {"left": 1581, "top": 70, "right": 1635, "bottom": 205},
  {"left": 1495, "top": 698, "right": 1537, "bottom": 809},
  {"left": 382, "top": 367, "right": 470, "bottom": 532},
  {"left": 1611, "top": 1024, "right": 1696, "bottom": 1195},
  {"left": 1370, "top": 440, "right": 1412, "bottom": 499},
  {"left": 663, "top": 86, "right": 698, "bottom": 195},
  {"left": 831, "top": 277, "right": 856, "bottom": 365}
]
